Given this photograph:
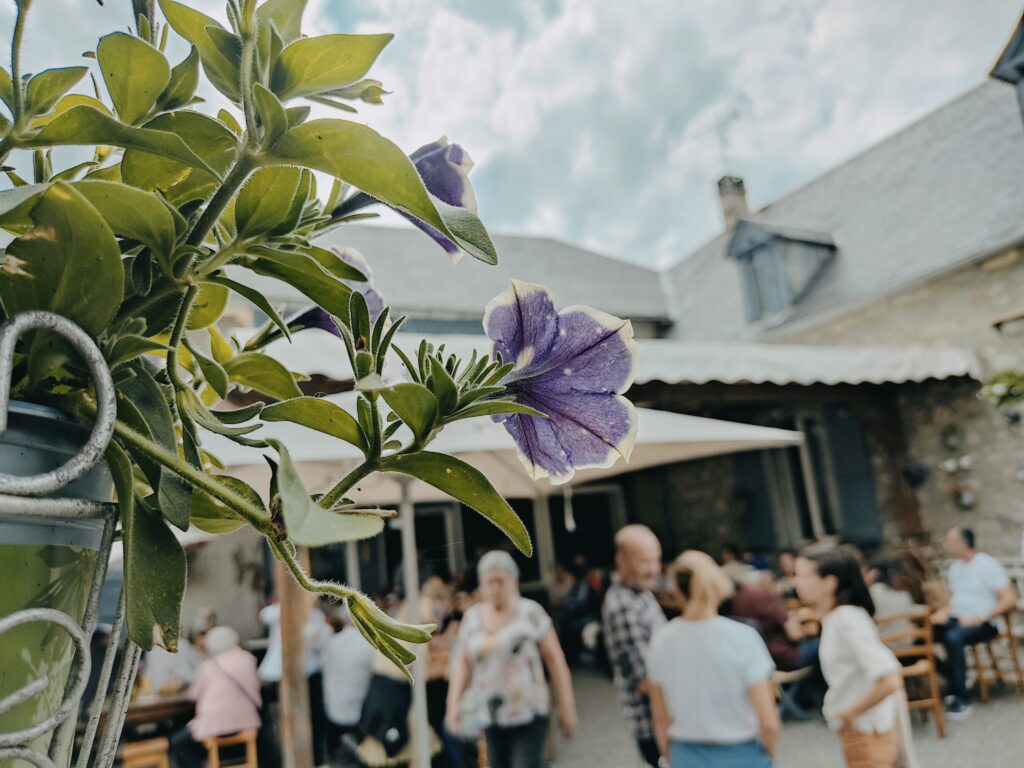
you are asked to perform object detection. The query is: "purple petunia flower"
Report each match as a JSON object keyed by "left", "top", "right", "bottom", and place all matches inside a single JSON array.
[
  {"left": 332, "top": 137, "right": 477, "bottom": 260},
  {"left": 483, "top": 280, "right": 638, "bottom": 484},
  {"left": 285, "top": 306, "right": 343, "bottom": 338}
]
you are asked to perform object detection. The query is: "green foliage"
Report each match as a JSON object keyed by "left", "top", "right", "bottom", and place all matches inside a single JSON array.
[{"left": 0, "top": 0, "right": 536, "bottom": 677}]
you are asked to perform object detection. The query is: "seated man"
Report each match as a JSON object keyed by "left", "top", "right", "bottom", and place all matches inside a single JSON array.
[
  {"left": 932, "top": 527, "right": 1017, "bottom": 720},
  {"left": 866, "top": 558, "right": 918, "bottom": 649},
  {"left": 730, "top": 570, "right": 822, "bottom": 719},
  {"left": 731, "top": 570, "right": 818, "bottom": 672}
]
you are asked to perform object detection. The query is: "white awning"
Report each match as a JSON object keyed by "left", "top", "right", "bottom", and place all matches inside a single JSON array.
[
  {"left": 204, "top": 393, "right": 803, "bottom": 502},
  {"left": 249, "top": 330, "right": 983, "bottom": 387}
]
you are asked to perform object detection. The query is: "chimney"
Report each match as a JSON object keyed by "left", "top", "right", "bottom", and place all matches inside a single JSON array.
[{"left": 717, "top": 175, "right": 748, "bottom": 231}]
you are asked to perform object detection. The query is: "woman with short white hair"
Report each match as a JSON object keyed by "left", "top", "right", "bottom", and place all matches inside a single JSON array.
[
  {"left": 169, "top": 626, "right": 262, "bottom": 768},
  {"left": 445, "top": 550, "right": 577, "bottom": 768}
]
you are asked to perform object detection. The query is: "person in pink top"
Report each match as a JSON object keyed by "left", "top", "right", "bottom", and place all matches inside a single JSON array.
[{"left": 169, "top": 626, "right": 262, "bottom": 768}]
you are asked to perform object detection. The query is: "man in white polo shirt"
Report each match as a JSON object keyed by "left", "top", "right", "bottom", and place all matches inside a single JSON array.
[{"left": 932, "top": 527, "right": 1017, "bottom": 720}]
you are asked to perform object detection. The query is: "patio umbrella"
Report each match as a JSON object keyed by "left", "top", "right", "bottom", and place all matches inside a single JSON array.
[{"left": 206, "top": 393, "right": 804, "bottom": 768}]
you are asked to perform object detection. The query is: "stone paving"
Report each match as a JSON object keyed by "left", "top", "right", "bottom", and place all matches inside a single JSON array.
[{"left": 551, "top": 669, "right": 1024, "bottom": 767}]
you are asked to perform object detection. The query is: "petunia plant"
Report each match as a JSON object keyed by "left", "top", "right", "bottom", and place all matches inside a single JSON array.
[{"left": 0, "top": 0, "right": 638, "bottom": 677}]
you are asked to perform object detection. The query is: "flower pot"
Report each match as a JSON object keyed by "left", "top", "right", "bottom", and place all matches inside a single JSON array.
[{"left": 0, "top": 401, "right": 113, "bottom": 767}]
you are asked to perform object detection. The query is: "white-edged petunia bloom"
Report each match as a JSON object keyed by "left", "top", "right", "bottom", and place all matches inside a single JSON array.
[{"left": 483, "top": 280, "right": 638, "bottom": 484}]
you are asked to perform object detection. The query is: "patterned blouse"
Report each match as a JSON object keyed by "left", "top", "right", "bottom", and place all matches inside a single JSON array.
[{"left": 457, "top": 598, "right": 552, "bottom": 730}]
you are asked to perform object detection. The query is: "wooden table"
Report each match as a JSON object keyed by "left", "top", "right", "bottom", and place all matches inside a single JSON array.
[{"left": 122, "top": 692, "right": 194, "bottom": 727}]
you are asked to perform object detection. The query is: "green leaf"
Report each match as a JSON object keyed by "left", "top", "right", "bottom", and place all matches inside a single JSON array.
[
  {"left": 187, "top": 281, "right": 229, "bottom": 329},
  {"left": 97, "top": 33, "right": 171, "bottom": 124},
  {"left": 261, "top": 396, "right": 366, "bottom": 453},
  {"left": 179, "top": 386, "right": 260, "bottom": 437},
  {"left": 213, "top": 401, "right": 265, "bottom": 424},
  {"left": 118, "top": 360, "right": 191, "bottom": 530},
  {"left": 285, "top": 105, "right": 310, "bottom": 128},
  {"left": 183, "top": 338, "right": 229, "bottom": 399},
  {"left": 121, "top": 111, "right": 238, "bottom": 205},
  {"left": 123, "top": 493, "right": 187, "bottom": 650},
  {"left": 0, "top": 66, "right": 13, "bottom": 112},
  {"left": 190, "top": 476, "right": 263, "bottom": 534},
  {"left": 0, "top": 182, "right": 122, "bottom": 336},
  {"left": 218, "top": 108, "right": 242, "bottom": 135},
  {"left": 224, "top": 352, "right": 303, "bottom": 400},
  {"left": 271, "top": 34, "right": 392, "bottom": 101},
  {"left": 429, "top": 356, "right": 458, "bottom": 416},
  {"left": 267, "top": 440, "right": 384, "bottom": 546},
  {"left": 29, "top": 94, "right": 110, "bottom": 128},
  {"left": 380, "top": 452, "right": 532, "bottom": 555},
  {"left": 25, "top": 67, "right": 88, "bottom": 117},
  {"left": 253, "top": 83, "right": 289, "bottom": 148},
  {"left": 0, "top": 182, "right": 47, "bottom": 228},
  {"left": 378, "top": 382, "right": 438, "bottom": 446},
  {"left": 244, "top": 249, "right": 353, "bottom": 316},
  {"left": 158, "top": 0, "right": 241, "bottom": 101},
  {"left": 209, "top": 325, "right": 235, "bottom": 365},
  {"left": 448, "top": 401, "right": 547, "bottom": 422},
  {"left": 234, "top": 165, "right": 301, "bottom": 237},
  {"left": 106, "top": 334, "right": 171, "bottom": 368},
  {"left": 108, "top": 440, "right": 186, "bottom": 651},
  {"left": 74, "top": 180, "right": 176, "bottom": 265},
  {"left": 268, "top": 119, "right": 497, "bottom": 263},
  {"left": 307, "top": 245, "right": 366, "bottom": 281},
  {"left": 205, "top": 275, "right": 291, "bottom": 343},
  {"left": 26, "top": 105, "right": 217, "bottom": 177},
  {"left": 257, "top": 0, "right": 308, "bottom": 44},
  {"left": 158, "top": 46, "right": 201, "bottom": 110}
]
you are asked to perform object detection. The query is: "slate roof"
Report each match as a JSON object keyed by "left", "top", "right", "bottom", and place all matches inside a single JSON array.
[
  {"left": 664, "top": 81, "right": 1024, "bottom": 341},
  {"left": 233, "top": 225, "right": 670, "bottom": 326}
]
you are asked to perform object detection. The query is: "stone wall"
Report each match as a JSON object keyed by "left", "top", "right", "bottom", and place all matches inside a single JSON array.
[
  {"left": 621, "top": 456, "right": 744, "bottom": 560},
  {"left": 896, "top": 378, "right": 1024, "bottom": 556},
  {"left": 778, "top": 249, "right": 1024, "bottom": 554}
]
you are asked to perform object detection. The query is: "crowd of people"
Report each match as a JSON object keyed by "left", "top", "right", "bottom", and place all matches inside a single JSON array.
[
  {"left": 602, "top": 524, "right": 1018, "bottom": 768},
  {"left": 133, "top": 522, "right": 1017, "bottom": 768}
]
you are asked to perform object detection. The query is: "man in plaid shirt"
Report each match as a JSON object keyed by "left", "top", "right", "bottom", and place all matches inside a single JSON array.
[{"left": 602, "top": 525, "right": 666, "bottom": 767}]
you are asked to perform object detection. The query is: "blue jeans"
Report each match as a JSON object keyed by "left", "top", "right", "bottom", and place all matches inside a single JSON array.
[
  {"left": 934, "top": 618, "right": 999, "bottom": 699},
  {"left": 670, "top": 739, "right": 771, "bottom": 767}
]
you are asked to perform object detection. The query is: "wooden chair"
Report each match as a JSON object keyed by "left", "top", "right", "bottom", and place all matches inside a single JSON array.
[
  {"left": 969, "top": 611, "right": 1024, "bottom": 703},
  {"left": 203, "top": 729, "right": 258, "bottom": 768},
  {"left": 121, "top": 737, "right": 170, "bottom": 768},
  {"left": 876, "top": 611, "right": 945, "bottom": 738}
]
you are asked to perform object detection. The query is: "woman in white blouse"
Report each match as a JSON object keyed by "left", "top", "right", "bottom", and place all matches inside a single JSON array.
[{"left": 793, "top": 547, "right": 919, "bottom": 768}]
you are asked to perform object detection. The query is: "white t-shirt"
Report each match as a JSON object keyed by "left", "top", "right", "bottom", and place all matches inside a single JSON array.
[
  {"left": 323, "top": 627, "right": 375, "bottom": 726},
  {"left": 820, "top": 606, "right": 900, "bottom": 733},
  {"left": 646, "top": 617, "right": 775, "bottom": 744},
  {"left": 257, "top": 604, "right": 333, "bottom": 682},
  {"left": 948, "top": 553, "right": 1010, "bottom": 620}
]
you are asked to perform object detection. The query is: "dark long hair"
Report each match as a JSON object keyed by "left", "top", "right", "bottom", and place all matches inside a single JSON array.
[{"left": 804, "top": 545, "right": 876, "bottom": 616}]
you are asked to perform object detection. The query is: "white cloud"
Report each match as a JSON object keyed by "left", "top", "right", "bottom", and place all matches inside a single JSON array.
[{"left": 3, "top": 0, "right": 1020, "bottom": 268}]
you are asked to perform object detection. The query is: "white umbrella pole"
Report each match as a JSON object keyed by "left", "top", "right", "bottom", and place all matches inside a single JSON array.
[{"left": 398, "top": 477, "right": 432, "bottom": 767}]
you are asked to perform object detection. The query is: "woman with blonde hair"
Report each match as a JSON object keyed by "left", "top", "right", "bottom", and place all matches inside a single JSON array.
[{"left": 646, "top": 550, "right": 780, "bottom": 767}]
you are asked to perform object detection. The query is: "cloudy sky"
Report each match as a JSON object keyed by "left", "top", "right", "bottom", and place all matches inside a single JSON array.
[{"left": 3, "top": 0, "right": 1021, "bottom": 267}]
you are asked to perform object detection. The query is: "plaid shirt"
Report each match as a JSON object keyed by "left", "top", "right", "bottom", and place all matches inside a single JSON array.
[{"left": 601, "top": 575, "right": 666, "bottom": 739}]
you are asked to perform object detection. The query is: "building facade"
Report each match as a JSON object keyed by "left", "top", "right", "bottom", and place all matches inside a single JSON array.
[{"left": 209, "top": 78, "right": 1024, "bottom": 600}]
